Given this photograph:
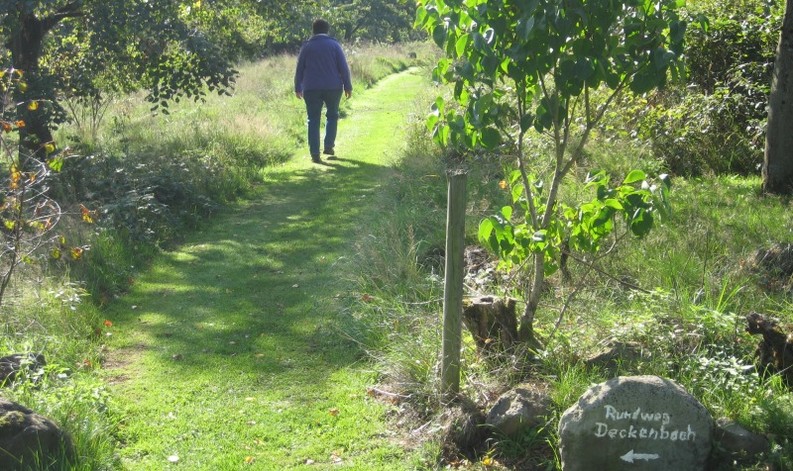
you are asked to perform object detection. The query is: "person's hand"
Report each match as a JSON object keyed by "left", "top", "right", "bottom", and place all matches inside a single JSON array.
[
  {"left": 345, "top": 90, "right": 352, "bottom": 99},
  {"left": 295, "top": 91, "right": 303, "bottom": 99}
]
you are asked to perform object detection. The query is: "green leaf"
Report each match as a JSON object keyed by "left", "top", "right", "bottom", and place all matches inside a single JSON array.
[
  {"left": 453, "top": 80, "right": 465, "bottom": 101},
  {"left": 587, "top": 203, "right": 610, "bottom": 225},
  {"left": 517, "top": 16, "right": 536, "bottom": 40},
  {"left": 695, "top": 14, "right": 709, "bottom": 33},
  {"left": 511, "top": 181, "right": 524, "bottom": 204},
  {"left": 509, "top": 169, "right": 523, "bottom": 186},
  {"left": 652, "top": 48, "right": 677, "bottom": 72},
  {"left": 669, "top": 19, "right": 686, "bottom": 45},
  {"left": 478, "top": 218, "right": 496, "bottom": 246},
  {"left": 434, "top": 96, "right": 445, "bottom": 114},
  {"left": 433, "top": 122, "right": 451, "bottom": 146},
  {"left": 47, "top": 156, "right": 64, "bottom": 172},
  {"left": 482, "top": 55, "right": 501, "bottom": 76},
  {"left": 520, "top": 113, "right": 534, "bottom": 132},
  {"left": 543, "top": 262, "right": 559, "bottom": 277},
  {"left": 414, "top": 5, "right": 427, "bottom": 28},
  {"left": 586, "top": 170, "right": 607, "bottom": 185},
  {"left": 432, "top": 24, "right": 447, "bottom": 48},
  {"left": 472, "top": 31, "right": 490, "bottom": 53},
  {"left": 623, "top": 169, "right": 646, "bottom": 184},
  {"left": 480, "top": 127, "right": 501, "bottom": 149},
  {"left": 434, "top": 58, "right": 452, "bottom": 82},
  {"left": 603, "top": 198, "right": 624, "bottom": 210},
  {"left": 624, "top": 193, "right": 648, "bottom": 210},
  {"left": 630, "top": 67, "right": 658, "bottom": 94},
  {"left": 499, "top": 228, "right": 515, "bottom": 252},
  {"left": 603, "top": 63, "right": 621, "bottom": 89},
  {"left": 574, "top": 57, "right": 595, "bottom": 81},
  {"left": 455, "top": 34, "right": 469, "bottom": 57},
  {"left": 426, "top": 113, "right": 439, "bottom": 133},
  {"left": 629, "top": 209, "right": 654, "bottom": 237}
]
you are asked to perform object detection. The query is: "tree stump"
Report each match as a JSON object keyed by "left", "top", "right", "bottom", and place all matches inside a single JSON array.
[
  {"left": 462, "top": 296, "right": 518, "bottom": 353},
  {"left": 745, "top": 312, "right": 793, "bottom": 386}
]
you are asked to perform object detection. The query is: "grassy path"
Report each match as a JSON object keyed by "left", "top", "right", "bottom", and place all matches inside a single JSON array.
[{"left": 104, "top": 69, "right": 428, "bottom": 470}]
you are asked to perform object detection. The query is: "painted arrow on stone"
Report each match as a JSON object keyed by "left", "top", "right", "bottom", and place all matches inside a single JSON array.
[{"left": 620, "top": 449, "right": 660, "bottom": 463}]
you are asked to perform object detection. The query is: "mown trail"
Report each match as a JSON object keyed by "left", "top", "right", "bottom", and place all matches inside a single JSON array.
[{"left": 104, "top": 68, "right": 429, "bottom": 470}]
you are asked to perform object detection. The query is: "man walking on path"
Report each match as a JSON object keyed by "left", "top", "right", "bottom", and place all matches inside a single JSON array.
[{"left": 294, "top": 19, "right": 353, "bottom": 163}]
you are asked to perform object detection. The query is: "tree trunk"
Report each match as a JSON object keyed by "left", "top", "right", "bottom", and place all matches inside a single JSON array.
[
  {"left": 763, "top": 0, "right": 793, "bottom": 195},
  {"left": 8, "top": 13, "right": 56, "bottom": 156},
  {"left": 517, "top": 255, "right": 544, "bottom": 350}
]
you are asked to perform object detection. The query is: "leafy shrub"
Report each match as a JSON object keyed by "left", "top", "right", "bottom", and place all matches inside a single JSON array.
[
  {"left": 59, "top": 152, "right": 219, "bottom": 243},
  {"left": 640, "top": 88, "right": 765, "bottom": 175},
  {"left": 628, "top": 0, "right": 781, "bottom": 176}
]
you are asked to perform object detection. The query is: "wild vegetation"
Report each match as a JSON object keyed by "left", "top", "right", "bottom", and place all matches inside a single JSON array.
[
  {"left": 346, "top": 0, "right": 793, "bottom": 469},
  {"left": 0, "top": 0, "right": 791, "bottom": 469}
]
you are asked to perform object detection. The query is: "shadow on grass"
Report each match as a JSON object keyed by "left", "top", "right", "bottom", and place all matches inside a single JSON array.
[{"left": 105, "top": 154, "right": 390, "bottom": 392}]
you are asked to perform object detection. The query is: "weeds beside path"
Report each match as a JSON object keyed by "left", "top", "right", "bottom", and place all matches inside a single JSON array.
[{"left": 104, "top": 68, "right": 429, "bottom": 470}]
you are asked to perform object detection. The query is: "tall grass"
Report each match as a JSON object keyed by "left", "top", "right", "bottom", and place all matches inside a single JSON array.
[{"left": 0, "top": 279, "right": 118, "bottom": 469}]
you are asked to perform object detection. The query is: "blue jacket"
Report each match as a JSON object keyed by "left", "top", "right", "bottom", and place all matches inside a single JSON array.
[{"left": 294, "top": 34, "right": 353, "bottom": 93}]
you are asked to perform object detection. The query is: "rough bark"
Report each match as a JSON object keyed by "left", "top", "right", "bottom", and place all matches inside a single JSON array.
[
  {"left": 10, "top": 13, "right": 54, "bottom": 155},
  {"left": 462, "top": 296, "right": 518, "bottom": 352},
  {"left": 7, "top": 4, "right": 83, "bottom": 155},
  {"left": 763, "top": 0, "right": 793, "bottom": 195},
  {"left": 745, "top": 312, "right": 793, "bottom": 386}
]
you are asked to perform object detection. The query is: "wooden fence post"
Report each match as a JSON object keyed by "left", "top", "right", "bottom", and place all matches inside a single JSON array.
[{"left": 441, "top": 170, "right": 467, "bottom": 404}]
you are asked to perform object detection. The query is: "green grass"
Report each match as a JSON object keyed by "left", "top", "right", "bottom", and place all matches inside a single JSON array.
[
  {"left": 100, "top": 69, "right": 434, "bottom": 470},
  {"left": 0, "top": 280, "right": 120, "bottom": 470},
  {"left": 52, "top": 42, "right": 433, "bottom": 303}
]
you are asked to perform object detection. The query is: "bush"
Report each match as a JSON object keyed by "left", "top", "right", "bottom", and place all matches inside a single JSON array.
[
  {"left": 626, "top": 0, "right": 782, "bottom": 176},
  {"left": 640, "top": 89, "right": 765, "bottom": 176}
]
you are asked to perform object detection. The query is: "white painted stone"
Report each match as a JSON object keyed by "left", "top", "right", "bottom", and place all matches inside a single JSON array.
[{"left": 558, "top": 375, "right": 713, "bottom": 471}]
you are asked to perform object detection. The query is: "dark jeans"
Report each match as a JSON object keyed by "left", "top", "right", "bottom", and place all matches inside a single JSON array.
[{"left": 303, "top": 89, "right": 343, "bottom": 156}]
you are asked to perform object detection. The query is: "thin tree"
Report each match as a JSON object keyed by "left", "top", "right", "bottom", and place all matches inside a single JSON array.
[{"left": 417, "top": 0, "right": 680, "bottom": 345}]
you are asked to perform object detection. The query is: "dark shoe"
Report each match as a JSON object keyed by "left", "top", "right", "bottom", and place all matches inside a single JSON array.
[
  {"left": 323, "top": 147, "right": 335, "bottom": 156},
  {"left": 311, "top": 154, "right": 321, "bottom": 163}
]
